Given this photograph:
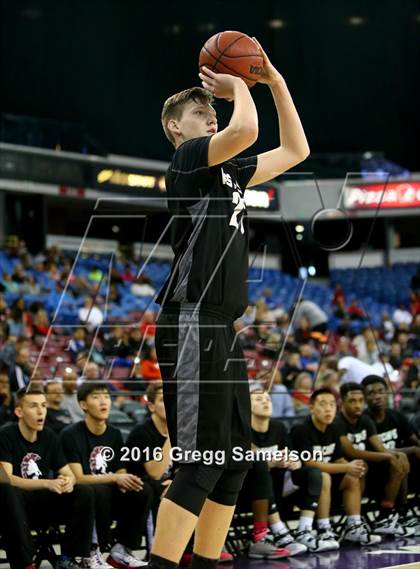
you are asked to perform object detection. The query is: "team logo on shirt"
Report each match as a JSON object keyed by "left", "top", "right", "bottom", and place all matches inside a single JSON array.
[
  {"left": 221, "top": 168, "right": 246, "bottom": 234},
  {"left": 378, "top": 428, "right": 398, "bottom": 449},
  {"left": 89, "top": 446, "right": 109, "bottom": 474},
  {"left": 347, "top": 430, "right": 367, "bottom": 450},
  {"left": 21, "top": 453, "right": 43, "bottom": 479},
  {"left": 313, "top": 443, "right": 336, "bottom": 462}
]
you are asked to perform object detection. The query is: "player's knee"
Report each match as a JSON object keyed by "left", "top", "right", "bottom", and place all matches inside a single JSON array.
[
  {"left": 207, "top": 468, "right": 248, "bottom": 507},
  {"left": 343, "top": 474, "right": 360, "bottom": 490},
  {"left": 165, "top": 464, "right": 223, "bottom": 516}
]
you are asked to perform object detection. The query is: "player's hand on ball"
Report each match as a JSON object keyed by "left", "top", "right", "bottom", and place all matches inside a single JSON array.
[
  {"left": 251, "top": 37, "right": 282, "bottom": 86},
  {"left": 199, "top": 67, "right": 244, "bottom": 101}
]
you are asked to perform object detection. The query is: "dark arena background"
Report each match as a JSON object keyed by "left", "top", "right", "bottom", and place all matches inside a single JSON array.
[{"left": 0, "top": 1, "right": 420, "bottom": 569}]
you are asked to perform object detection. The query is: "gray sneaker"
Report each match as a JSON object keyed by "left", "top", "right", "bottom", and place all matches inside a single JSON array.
[
  {"left": 272, "top": 530, "right": 308, "bottom": 556},
  {"left": 248, "top": 535, "right": 289, "bottom": 559}
]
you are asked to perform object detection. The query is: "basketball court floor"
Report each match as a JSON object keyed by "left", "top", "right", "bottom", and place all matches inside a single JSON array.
[{"left": 230, "top": 538, "right": 420, "bottom": 569}]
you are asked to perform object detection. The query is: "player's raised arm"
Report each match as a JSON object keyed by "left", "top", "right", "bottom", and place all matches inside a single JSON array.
[
  {"left": 199, "top": 67, "right": 258, "bottom": 166},
  {"left": 246, "top": 38, "right": 310, "bottom": 188}
]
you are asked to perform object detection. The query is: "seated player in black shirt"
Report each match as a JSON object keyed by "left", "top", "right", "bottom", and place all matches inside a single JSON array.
[
  {"left": 60, "top": 382, "right": 153, "bottom": 569},
  {"left": 246, "top": 385, "right": 337, "bottom": 555},
  {"left": 362, "top": 375, "right": 420, "bottom": 535},
  {"left": 45, "top": 379, "right": 72, "bottom": 434},
  {"left": 0, "top": 386, "right": 95, "bottom": 569},
  {"left": 126, "top": 383, "right": 173, "bottom": 523},
  {"left": 0, "top": 461, "right": 37, "bottom": 569},
  {"left": 336, "top": 382, "right": 412, "bottom": 536},
  {"left": 291, "top": 388, "right": 381, "bottom": 546}
]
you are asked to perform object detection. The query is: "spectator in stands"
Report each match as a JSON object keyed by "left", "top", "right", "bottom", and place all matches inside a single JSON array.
[
  {"left": 68, "top": 327, "right": 88, "bottom": 362},
  {"left": 348, "top": 300, "right": 364, "bottom": 321},
  {"left": 336, "top": 382, "right": 411, "bottom": 536},
  {"left": 32, "top": 308, "right": 50, "bottom": 339},
  {"left": 294, "top": 299, "right": 328, "bottom": 334},
  {"left": 389, "top": 342, "right": 403, "bottom": 369},
  {"left": 60, "top": 382, "right": 152, "bottom": 568},
  {"left": 88, "top": 265, "right": 104, "bottom": 283},
  {"left": 381, "top": 312, "right": 395, "bottom": 343},
  {"left": 44, "top": 380, "right": 72, "bottom": 433},
  {"left": 103, "top": 326, "right": 131, "bottom": 360},
  {"left": 46, "top": 261, "right": 61, "bottom": 282},
  {"left": 0, "top": 386, "right": 96, "bottom": 569},
  {"left": 395, "top": 330, "right": 415, "bottom": 357},
  {"left": 337, "top": 356, "right": 379, "bottom": 385},
  {"left": 83, "top": 362, "right": 101, "bottom": 381},
  {"left": 12, "top": 264, "right": 26, "bottom": 284},
  {"left": 140, "top": 345, "right": 161, "bottom": 382},
  {"left": 314, "top": 370, "right": 340, "bottom": 399},
  {"left": 128, "top": 327, "right": 142, "bottom": 354},
  {"left": 282, "top": 352, "right": 303, "bottom": 390},
  {"left": 6, "top": 299, "right": 31, "bottom": 338},
  {"left": 291, "top": 388, "right": 381, "bottom": 546},
  {"left": 332, "top": 283, "right": 346, "bottom": 307},
  {"left": 0, "top": 335, "right": 29, "bottom": 370},
  {"left": 2, "top": 273, "right": 20, "bottom": 293},
  {"left": 334, "top": 336, "right": 354, "bottom": 359},
  {"left": 21, "top": 274, "right": 40, "bottom": 295},
  {"left": 121, "top": 264, "right": 135, "bottom": 283},
  {"left": 131, "top": 275, "right": 156, "bottom": 297},
  {"left": 139, "top": 310, "right": 156, "bottom": 339},
  {"left": 291, "top": 372, "right": 312, "bottom": 416},
  {"left": 393, "top": 304, "right": 413, "bottom": 327},
  {"left": 333, "top": 298, "right": 348, "bottom": 319},
  {"left": 299, "top": 343, "right": 319, "bottom": 375},
  {"left": 62, "top": 368, "right": 85, "bottom": 423},
  {"left": 78, "top": 297, "right": 104, "bottom": 332},
  {"left": 9, "top": 345, "right": 32, "bottom": 392},
  {"left": 0, "top": 371, "right": 14, "bottom": 426}
]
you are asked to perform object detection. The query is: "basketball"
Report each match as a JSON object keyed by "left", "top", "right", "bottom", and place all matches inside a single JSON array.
[{"left": 199, "top": 30, "right": 263, "bottom": 88}]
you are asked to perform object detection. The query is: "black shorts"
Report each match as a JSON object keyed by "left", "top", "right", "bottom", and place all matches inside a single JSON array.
[
  {"left": 331, "top": 473, "right": 346, "bottom": 501},
  {"left": 155, "top": 304, "right": 252, "bottom": 470},
  {"left": 365, "top": 462, "right": 390, "bottom": 499}
]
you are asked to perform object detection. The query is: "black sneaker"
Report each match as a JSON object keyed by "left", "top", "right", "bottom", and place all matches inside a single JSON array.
[{"left": 56, "top": 559, "right": 82, "bottom": 569}]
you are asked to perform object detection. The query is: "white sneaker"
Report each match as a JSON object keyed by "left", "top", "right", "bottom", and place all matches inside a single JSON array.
[
  {"left": 340, "top": 522, "right": 382, "bottom": 545},
  {"left": 107, "top": 544, "right": 147, "bottom": 569},
  {"left": 81, "top": 547, "right": 113, "bottom": 569},
  {"left": 294, "top": 529, "right": 338, "bottom": 552},
  {"left": 373, "top": 513, "right": 415, "bottom": 537},
  {"left": 317, "top": 527, "right": 340, "bottom": 550}
]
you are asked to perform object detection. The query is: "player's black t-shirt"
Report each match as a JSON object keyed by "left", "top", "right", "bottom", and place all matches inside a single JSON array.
[
  {"left": 334, "top": 412, "right": 377, "bottom": 451},
  {"left": 156, "top": 136, "right": 258, "bottom": 320},
  {"left": 0, "top": 423, "right": 67, "bottom": 479},
  {"left": 126, "top": 417, "right": 172, "bottom": 480},
  {"left": 290, "top": 416, "right": 344, "bottom": 463},
  {"left": 365, "top": 408, "right": 415, "bottom": 450},
  {"left": 252, "top": 419, "right": 292, "bottom": 455},
  {"left": 60, "top": 421, "right": 123, "bottom": 474}
]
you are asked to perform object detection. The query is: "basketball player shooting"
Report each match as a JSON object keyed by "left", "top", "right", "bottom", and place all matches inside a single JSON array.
[{"left": 150, "top": 36, "right": 310, "bottom": 569}]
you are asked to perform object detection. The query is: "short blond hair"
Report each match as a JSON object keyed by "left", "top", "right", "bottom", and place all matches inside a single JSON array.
[{"left": 161, "top": 87, "right": 214, "bottom": 146}]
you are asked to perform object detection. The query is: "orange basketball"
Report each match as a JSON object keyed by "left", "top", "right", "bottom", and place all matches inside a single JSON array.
[{"left": 199, "top": 30, "right": 263, "bottom": 88}]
